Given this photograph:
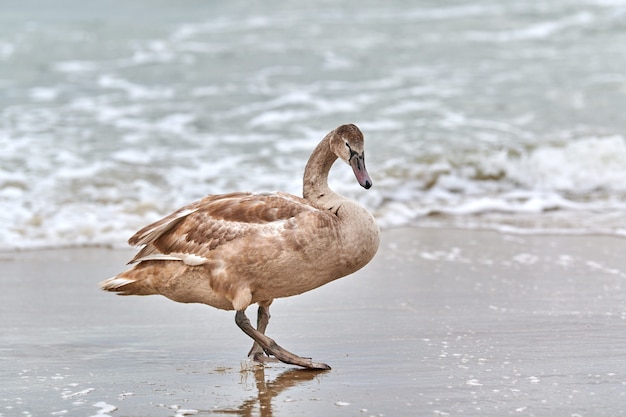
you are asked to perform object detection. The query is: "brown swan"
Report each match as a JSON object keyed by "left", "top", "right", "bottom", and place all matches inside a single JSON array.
[{"left": 100, "top": 124, "right": 379, "bottom": 370}]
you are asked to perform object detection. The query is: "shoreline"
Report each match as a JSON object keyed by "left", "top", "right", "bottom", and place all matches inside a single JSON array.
[
  {"left": 1, "top": 227, "right": 625, "bottom": 416},
  {"left": 1, "top": 224, "right": 625, "bottom": 255}
]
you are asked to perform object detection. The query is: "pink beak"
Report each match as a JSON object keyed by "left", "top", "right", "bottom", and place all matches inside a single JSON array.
[{"left": 350, "top": 153, "right": 372, "bottom": 189}]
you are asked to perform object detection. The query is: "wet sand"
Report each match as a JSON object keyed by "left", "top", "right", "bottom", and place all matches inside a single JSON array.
[{"left": 1, "top": 228, "right": 625, "bottom": 416}]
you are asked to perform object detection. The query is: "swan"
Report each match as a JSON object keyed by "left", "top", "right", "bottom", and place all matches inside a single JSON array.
[{"left": 100, "top": 124, "right": 379, "bottom": 370}]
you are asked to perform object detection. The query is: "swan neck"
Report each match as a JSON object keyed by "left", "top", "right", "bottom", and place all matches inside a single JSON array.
[{"left": 303, "top": 132, "right": 337, "bottom": 200}]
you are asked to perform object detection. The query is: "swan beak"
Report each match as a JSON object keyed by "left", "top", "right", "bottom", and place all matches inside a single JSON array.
[{"left": 349, "top": 153, "right": 372, "bottom": 189}]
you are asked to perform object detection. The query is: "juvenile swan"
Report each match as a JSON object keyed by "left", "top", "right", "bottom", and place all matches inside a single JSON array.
[{"left": 100, "top": 124, "right": 379, "bottom": 370}]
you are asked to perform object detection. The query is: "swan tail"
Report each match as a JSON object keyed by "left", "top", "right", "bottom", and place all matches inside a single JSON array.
[{"left": 99, "top": 262, "right": 172, "bottom": 296}]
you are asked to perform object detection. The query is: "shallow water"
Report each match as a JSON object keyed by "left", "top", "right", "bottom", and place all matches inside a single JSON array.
[
  {"left": 2, "top": 0, "right": 626, "bottom": 250},
  {"left": 1, "top": 229, "right": 625, "bottom": 416}
]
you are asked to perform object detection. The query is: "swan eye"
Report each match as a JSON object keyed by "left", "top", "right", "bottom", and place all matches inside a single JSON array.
[{"left": 345, "top": 142, "right": 358, "bottom": 160}]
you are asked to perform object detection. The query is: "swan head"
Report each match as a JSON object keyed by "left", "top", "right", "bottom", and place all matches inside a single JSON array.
[{"left": 330, "top": 124, "right": 373, "bottom": 189}]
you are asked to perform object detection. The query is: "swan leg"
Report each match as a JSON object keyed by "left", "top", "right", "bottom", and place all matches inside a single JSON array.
[
  {"left": 235, "top": 309, "right": 331, "bottom": 370},
  {"left": 247, "top": 304, "right": 276, "bottom": 362}
]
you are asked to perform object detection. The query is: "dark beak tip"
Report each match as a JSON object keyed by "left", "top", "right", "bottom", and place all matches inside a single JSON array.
[{"left": 363, "top": 180, "right": 372, "bottom": 189}]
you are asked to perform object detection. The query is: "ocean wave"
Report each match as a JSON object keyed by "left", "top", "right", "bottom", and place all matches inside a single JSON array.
[
  {"left": 2, "top": 0, "right": 626, "bottom": 250},
  {"left": 5, "top": 130, "right": 625, "bottom": 251},
  {"left": 370, "top": 134, "right": 626, "bottom": 233}
]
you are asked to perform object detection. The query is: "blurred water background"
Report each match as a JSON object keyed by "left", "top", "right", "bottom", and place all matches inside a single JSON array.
[{"left": 2, "top": 0, "right": 626, "bottom": 250}]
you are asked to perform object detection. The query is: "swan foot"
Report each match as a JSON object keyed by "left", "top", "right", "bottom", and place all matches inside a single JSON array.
[
  {"left": 248, "top": 350, "right": 279, "bottom": 363},
  {"left": 236, "top": 310, "right": 331, "bottom": 370},
  {"left": 248, "top": 341, "right": 278, "bottom": 364}
]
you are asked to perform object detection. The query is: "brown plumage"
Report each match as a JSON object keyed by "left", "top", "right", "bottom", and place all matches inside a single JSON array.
[{"left": 100, "top": 124, "right": 379, "bottom": 370}]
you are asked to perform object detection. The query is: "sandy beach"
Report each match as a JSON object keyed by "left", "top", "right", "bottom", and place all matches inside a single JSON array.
[{"left": 1, "top": 227, "right": 625, "bottom": 416}]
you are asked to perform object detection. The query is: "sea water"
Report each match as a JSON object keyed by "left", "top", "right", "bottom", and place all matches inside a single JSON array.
[{"left": 1, "top": 0, "right": 626, "bottom": 250}]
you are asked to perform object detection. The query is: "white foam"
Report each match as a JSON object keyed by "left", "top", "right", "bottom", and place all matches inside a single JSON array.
[
  {"left": 61, "top": 388, "right": 95, "bottom": 399},
  {"left": 111, "top": 149, "right": 153, "bottom": 164},
  {"left": 466, "top": 11, "right": 595, "bottom": 42},
  {"left": 174, "top": 409, "right": 199, "bottom": 416},
  {"left": 53, "top": 60, "right": 99, "bottom": 73},
  {"left": 91, "top": 402, "right": 117, "bottom": 417},
  {"left": 7, "top": 130, "right": 626, "bottom": 250},
  {"left": 249, "top": 109, "right": 311, "bottom": 127},
  {"left": 29, "top": 87, "right": 60, "bottom": 102},
  {"left": 506, "top": 135, "right": 626, "bottom": 192},
  {"left": 97, "top": 75, "right": 174, "bottom": 100}
]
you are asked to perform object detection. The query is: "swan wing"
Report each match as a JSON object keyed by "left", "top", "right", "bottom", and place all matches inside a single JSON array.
[{"left": 127, "top": 191, "right": 335, "bottom": 264}]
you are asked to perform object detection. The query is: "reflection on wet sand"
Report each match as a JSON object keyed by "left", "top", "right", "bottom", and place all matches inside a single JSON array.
[
  {"left": 212, "top": 366, "right": 328, "bottom": 416},
  {"left": 4, "top": 231, "right": 626, "bottom": 415}
]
